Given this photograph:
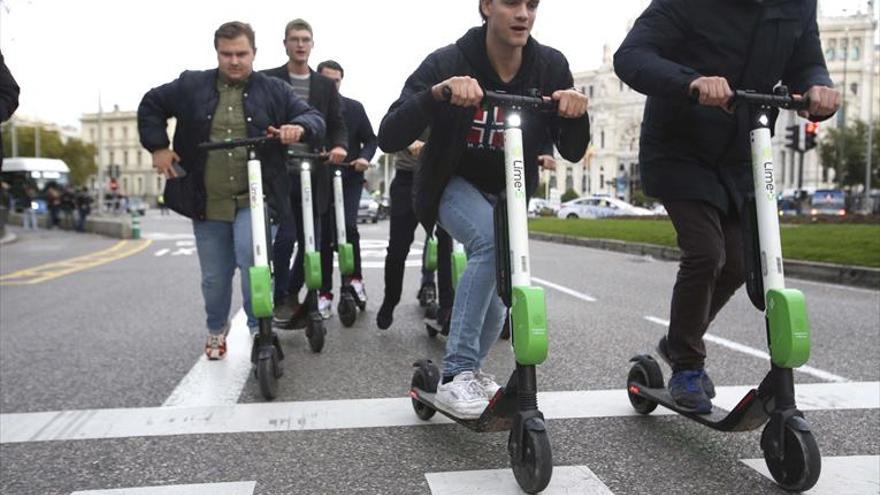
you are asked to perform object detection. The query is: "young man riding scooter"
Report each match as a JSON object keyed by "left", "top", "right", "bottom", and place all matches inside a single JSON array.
[
  {"left": 378, "top": 0, "right": 589, "bottom": 418},
  {"left": 614, "top": 0, "right": 840, "bottom": 413}
]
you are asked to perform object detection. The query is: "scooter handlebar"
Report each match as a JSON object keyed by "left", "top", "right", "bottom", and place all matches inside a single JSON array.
[
  {"left": 688, "top": 87, "right": 810, "bottom": 112},
  {"left": 440, "top": 86, "right": 557, "bottom": 111},
  {"left": 285, "top": 149, "right": 354, "bottom": 168},
  {"left": 198, "top": 135, "right": 279, "bottom": 151}
]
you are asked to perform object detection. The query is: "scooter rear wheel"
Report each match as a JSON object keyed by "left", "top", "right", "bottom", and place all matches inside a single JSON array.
[
  {"left": 762, "top": 423, "right": 821, "bottom": 492},
  {"left": 627, "top": 357, "right": 663, "bottom": 414},
  {"left": 510, "top": 428, "right": 553, "bottom": 494},
  {"left": 410, "top": 365, "right": 439, "bottom": 420}
]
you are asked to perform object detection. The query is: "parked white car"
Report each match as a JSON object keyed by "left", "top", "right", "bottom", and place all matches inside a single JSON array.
[
  {"left": 556, "top": 196, "right": 656, "bottom": 219},
  {"left": 528, "top": 198, "right": 557, "bottom": 217}
]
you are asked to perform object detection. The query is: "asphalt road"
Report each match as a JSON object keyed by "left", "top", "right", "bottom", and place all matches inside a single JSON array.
[{"left": 1, "top": 210, "right": 877, "bottom": 495}]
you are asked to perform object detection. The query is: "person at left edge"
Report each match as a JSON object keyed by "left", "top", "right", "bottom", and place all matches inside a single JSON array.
[{"left": 137, "top": 21, "right": 326, "bottom": 360}]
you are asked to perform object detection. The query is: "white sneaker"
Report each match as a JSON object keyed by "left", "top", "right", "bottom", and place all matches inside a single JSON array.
[
  {"left": 475, "top": 370, "right": 501, "bottom": 399},
  {"left": 434, "top": 371, "right": 488, "bottom": 419},
  {"left": 318, "top": 294, "right": 333, "bottom": 320},
  {"left": 351, "top": 278, "right": 367, "bottom": 303}
]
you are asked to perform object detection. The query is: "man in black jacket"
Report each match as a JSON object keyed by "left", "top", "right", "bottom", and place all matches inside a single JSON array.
[
  {"left": 262, "top": 18, "right": 349, "bottom": 325},
  {"left": 0, "top": 52, "right": 20, "bottom": 168},
  {"left": 378, "top": 0, "right": 589, "bottom": 418},
  {"left": 138, "top": 21, "right": 325, "bottom": 360},
  {"left": 614, "top": 0, "right": 840, "bottom": 413},
  {"left": 315, "top": 60, "right": 378, "bottom": 310}
]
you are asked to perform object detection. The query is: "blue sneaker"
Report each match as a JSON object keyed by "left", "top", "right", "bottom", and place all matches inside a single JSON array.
[
  {"left": 657, "top": 336, "right": 715, "bottom": 398},
  {"left": 668, "top": 369, "right": 713, "bottom": 414}
]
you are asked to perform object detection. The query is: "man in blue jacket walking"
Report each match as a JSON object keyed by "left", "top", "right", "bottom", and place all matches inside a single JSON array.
[
  {"left": 138, "top": 21, "right": 325, "bottom": 360},
  {"left": 315, "top": 59, "right": 378, "bottom": 311},
  {"left": 614, "top": 0, "right": 839, "bottom": 413}
]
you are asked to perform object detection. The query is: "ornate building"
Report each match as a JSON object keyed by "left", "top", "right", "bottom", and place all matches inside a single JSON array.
[
  {"left": 80, "top": 106, "right": 175, "bottom": 203},
  {"left": 547, "top": 11, "right": 879, "bottom": 204}
]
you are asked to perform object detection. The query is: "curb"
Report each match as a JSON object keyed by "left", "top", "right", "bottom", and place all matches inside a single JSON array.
[
  {"left": 530, "top": 232, "right": 880, "bottom": 290},
  {"left": 0, "top": 231, "right": 17, "bottom": 246}
]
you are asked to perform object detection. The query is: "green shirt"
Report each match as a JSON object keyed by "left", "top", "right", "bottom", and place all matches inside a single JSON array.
[{"left": 204, "top": 77, "right": 249, "bottom": 222}]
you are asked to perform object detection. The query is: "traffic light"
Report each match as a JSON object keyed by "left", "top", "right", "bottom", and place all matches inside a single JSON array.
[
  {"left": 109, "top": 178, "right": 118, "bottom": 192},
  {"left": 804, "top": 122, "right": 819, "bottom": 151},
  {"left": 785, "top": 125, "right": 800, "bottom": 151}
]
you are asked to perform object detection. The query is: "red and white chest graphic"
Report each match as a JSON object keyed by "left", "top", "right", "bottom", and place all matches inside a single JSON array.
[{"left": 466, "top": 106, "right": 506, "bottom": 150}]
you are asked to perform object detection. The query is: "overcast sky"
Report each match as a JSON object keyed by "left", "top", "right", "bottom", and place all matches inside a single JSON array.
[{"left": 0, "top": 0, "right": 874, "bottom": 134}]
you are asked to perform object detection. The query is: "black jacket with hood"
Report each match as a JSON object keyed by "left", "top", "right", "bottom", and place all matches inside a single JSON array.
[
  {"left": 614, "top": 0, "right": 834, "bottom": 214},
  {"left": 378, "top": 25, "right": 590, "bottom": 231},
  {"left": 261, "top": 66, "right": 348, "bottom": 215}
]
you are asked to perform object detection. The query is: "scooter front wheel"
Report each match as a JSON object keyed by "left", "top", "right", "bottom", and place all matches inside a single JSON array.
[
  {"left": 256, "top": 350, "right": 280, "bottom": 400},
  {"left": 510, "top": 427, "right": 553, "bottom": 494},
  {"left": 762, "top": 423, "right": 821, "bottom": 492},
  {"left": 306, "top": 317, "right": 326, "bottom": 353},
  {"left": 338, "top": 295, "right": 357, "bottom": 328}
]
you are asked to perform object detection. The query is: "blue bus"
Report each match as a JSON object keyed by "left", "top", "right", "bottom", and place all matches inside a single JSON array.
[{"left": 809, "top": 189, "right": 846, "bottom": 216}]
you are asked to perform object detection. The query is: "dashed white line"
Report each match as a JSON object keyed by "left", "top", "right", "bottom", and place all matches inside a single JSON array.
[
  {"left": 741, "top": 455, "right": 879, "bottom": 495},
  {"left": 426, "top": 465, "right": 614, "bottom": 495},
  {"left": 643, "top": 316, "right": 850, "bottom": 383},
  {"left": 532, "top": 277, "right": 597, "bottom": 302},
  {"left": 71, "top": 481, "right": 257, "bottom": 495},
  {"left": 3, "top": 382, "right": 876, "bottom": 444}
]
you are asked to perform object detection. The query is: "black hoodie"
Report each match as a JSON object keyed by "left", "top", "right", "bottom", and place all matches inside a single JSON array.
[{"left": 378, "top": 25, "right": 590, "bottom": 231}]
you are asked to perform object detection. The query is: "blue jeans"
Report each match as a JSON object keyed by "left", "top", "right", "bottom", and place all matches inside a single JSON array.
[
  {"left": 192, "top": 208, "right": 257, "bottom": 334},
  {"left": 436, "top": 177, "right": 506, "bottom": 377}
]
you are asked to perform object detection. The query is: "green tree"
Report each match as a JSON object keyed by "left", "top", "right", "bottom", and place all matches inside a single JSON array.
[
  {"left": 817, "top": 120, "right": 879, "bottom": 189},
  {"left": 534, "top": 181, "right": 547, "bottom": 199},
  {"left": 2, "top": 126, "right": 97, "bottom": 186},
  {"left": 561, "top": 188, "right": 579, "bottom": 202}
]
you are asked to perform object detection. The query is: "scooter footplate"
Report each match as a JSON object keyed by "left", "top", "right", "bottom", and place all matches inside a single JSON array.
[
  {"left": 631, "top": 385, "right": 769, "bottom": 432},
  {"left": 411, "top": 388, "right": 516, "bottom": 432}
]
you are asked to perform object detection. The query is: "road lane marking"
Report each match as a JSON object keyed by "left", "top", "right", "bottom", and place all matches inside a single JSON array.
[
  {"left": 154, "top": 249, "right": 170, "bottom": 257},
  {"left": 3, "top": 381, "right": 876, "bottom": 444},
  {"left": 142, "top": 233, "right": 195, "bottom": 241},
  {"left": 162, "top": 309, "right": 252, "bottom": 408},
  {"left": 71, "top": 481, "right": 257, "bottom": 495},
  {"left": 0, "top": 240, "right": 153, "bottom": 285},
  {"left": 532, "top": 277, "right": 597, "bottom": 302},
  {"left": 741, "top": 455, "right": 879, "bottom": 494},
  {"left": 644, "top": 316, "right": 850, "bottom": 383},
  {"left": 426, "top": 465, "right": 613, "bottom": 494}
]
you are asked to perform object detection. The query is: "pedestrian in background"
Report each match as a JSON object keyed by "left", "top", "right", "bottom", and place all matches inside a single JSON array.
[{"left": 75, "top": 187, "right": 92, "bottom": 232}]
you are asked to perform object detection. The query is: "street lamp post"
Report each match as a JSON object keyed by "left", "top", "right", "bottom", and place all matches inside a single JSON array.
[{"left": 864, "top": 0, "right": 877, "bottom": 213}]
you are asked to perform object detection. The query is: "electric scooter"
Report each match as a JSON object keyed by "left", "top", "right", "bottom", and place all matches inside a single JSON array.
[
  {"left": 198, "top": 136, "right": 285, "bottom": 400},
  {"left": 626, "top": 87, "right": 821, "bottom": 492},
  {"left": 420, "top": 234, "right": 440, "bottom": 319},
  {"left": 410, "top": 90, "right": 557, "bottom": 494},
  {"left": 273, "top": 148, "right": 335, "bottom": 353},
  {"left": 424, "top": 237, "right": 466, "bottom": 338},
  {"left": 331, "top": 168, "right": 364, "bottom": 328}
]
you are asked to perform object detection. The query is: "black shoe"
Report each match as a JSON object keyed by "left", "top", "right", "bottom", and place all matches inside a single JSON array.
[
  {"left": 668, "top": 369, "right": 713, "bottom": 414},
  {"left": 272, "top": 295, "right": 295, "bottom": 328},
  {"left": 417, "top": 283, "right": 436, "bottom": 307},
  {"left": 435, "top": 306, "right": 452, "bottom": 336},
  {"left": 377, "top": 302, "right": 394, "bottom": 330},
  {"left": 656, "top": 336, "right": 715, "bottom": 398}
]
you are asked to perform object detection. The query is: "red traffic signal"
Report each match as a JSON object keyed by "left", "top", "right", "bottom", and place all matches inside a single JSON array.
[
  {"left": 109, "top": 178, "right": 118, "bottom": 191},
  {"left": 804, "top": 122, "right": 819, "bottom": 150}
]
